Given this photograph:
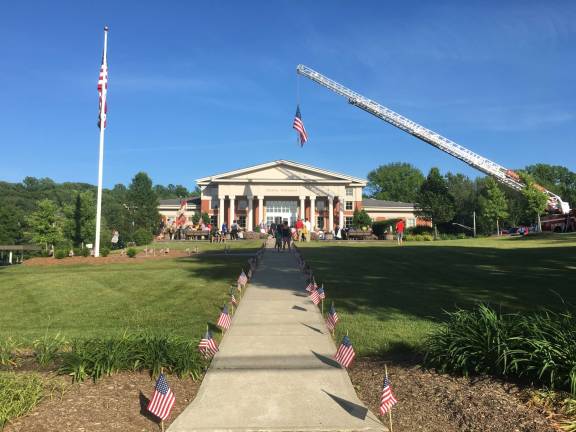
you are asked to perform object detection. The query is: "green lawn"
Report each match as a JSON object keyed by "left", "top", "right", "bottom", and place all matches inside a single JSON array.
[
  {"left": 297, "top": 233, "right": 576, "bottom": 356},
  {"left": 0, "top": 240, "right": 262, "bottom": 342}
]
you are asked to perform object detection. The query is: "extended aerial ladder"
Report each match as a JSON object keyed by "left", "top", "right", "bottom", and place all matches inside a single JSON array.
[{"left": 296, "top": 65, "right": 571, "bottom": 214}]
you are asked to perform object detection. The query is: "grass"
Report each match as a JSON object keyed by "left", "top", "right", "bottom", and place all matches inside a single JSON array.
[
  {"left": 0, "top": 240, "right": 262, "bottom": 342},
  {"left": 297, "top": 233, "right": 576, "bottom": 356},
  {"left": 0, "top": 373, "right": 44, "bottom": 429}
]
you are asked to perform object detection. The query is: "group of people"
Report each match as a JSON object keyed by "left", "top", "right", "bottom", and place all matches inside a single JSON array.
[{"left": 269, "top": 218, "right": 313, "bottom": 252}]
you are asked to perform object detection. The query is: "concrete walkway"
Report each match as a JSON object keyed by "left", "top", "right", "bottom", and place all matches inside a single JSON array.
[{"left": 168, "top": 246, "right": 385, "bottom": 432}]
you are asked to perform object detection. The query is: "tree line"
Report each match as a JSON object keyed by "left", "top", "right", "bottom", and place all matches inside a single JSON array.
[
  {"left": 0, "top": 173, "right": 197, "bottom": 249},
  {"left": 367, "top": 162, "right": 576, "bottom": 235}
]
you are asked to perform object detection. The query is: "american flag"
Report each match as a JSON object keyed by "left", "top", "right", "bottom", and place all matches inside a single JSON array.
[
  {"left": 147, "top": 373, "right": 175, "bottom": 420},
  {"left": 293, "top": 105, "right": 308, "bottom": 146},
  {"left": 334, "top": 335, "right": 356, "bottom": 368},
  {"left": 97, "top": 55, "right": 108, "bottom": 129},
  {"left": 306, "top": 280, "right": 317, "bottom": 292},
  {"left": 317, "top": 286, "right": 325, "bottom": 300},
  {"left": 198, "top": 330, "right": 219, "bottom": 359},
  {"left": 231, "top": 293, "right": 238, "bottom": 306},
  {"left": 238, "top": 271, "right": 248, "bottom": 286},
  {"left": 379, "top": 375, "right": 398, "bottom": 415},
  {"left": 216, "top": 305, "right": 232, "bottom": 330},
  {"left": 326, "top": 302, "right": 339, "bottom": 332},
  {"left": 310, "top": 289, "right": 321, "bottom": 305}
]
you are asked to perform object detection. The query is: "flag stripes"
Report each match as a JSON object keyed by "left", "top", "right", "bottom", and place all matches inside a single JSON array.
[
  {"left": 217, "top": 305, "right": 232, "bottom": 330},
  {"left": 293, "top": 105, "right": 308, "bottom": 146},
  {"left": 198, "top": 330, "right": 219, "bottom": 359},
  {"left": 335, "top": 335, "right": 356, "bottom": 368},
  {"left": 326, "top": 303, "right": 339, "bottom": 332},
  {"left": 147, "top": 373, "right": 175, "bottom": 420},
  {"left": 379, "top": 376, "right": 398, "bottom": 415},
  {"left": 97, "top": 57, "right": 108, "bottom": 129}
]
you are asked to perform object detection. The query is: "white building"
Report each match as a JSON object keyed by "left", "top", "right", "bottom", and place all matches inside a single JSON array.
[{"left": 158, "top": 160, "right": 422, "bottom": 232}]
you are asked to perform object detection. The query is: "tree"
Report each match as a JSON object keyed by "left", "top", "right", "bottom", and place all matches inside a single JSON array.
[
  {"left": 63, "top": 191, "right": 96, "bottom": 247},
  {"left": 25, "top": 199, "right": 65, "bottom": 251},
  {"left": 446, "top": 172, "right": 476, "bottom": 228},
  {"left": 519, "top": 173, "right": 548, "bottom": 232},
  {"left": 127, "top": 172, "right": 161, "bottom": 234},
  {"left": 417, "top": 168, "right": 455, "bottom": 235},
  {"left": 479, "top": 178, "right": 509, "bottom": 235},
  {"left": 367, "top": 163, "right": 424, "bottom": 202},
  {"left": 0, "top": 203, "right": 24, "bottom": 244},
  {"left": 352, "top": 208, "right": 372, "bottom": 228},
  {"left": 524, "top": 164, "right": 576, "bottom": 208}
]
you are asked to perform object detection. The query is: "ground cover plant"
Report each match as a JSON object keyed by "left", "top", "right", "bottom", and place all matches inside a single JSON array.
[
  {"left": 0, "top": 241, "right": 262, "bottom": 341},
  {"left": 297, "top": 233, "right": 576, "bottom": 356},
  {"left": 0, "top": 373, "right": 43, "bottom": 429}
]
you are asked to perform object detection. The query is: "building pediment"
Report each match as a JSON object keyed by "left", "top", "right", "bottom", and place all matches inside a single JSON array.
[{"left": 196, "top": 160, "right": 366, "bottom": 186}]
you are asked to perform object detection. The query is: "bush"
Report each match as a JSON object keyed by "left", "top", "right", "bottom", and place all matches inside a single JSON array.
[
  {"left": 201, "top": 212, "right": 210, "bottom": 225},
  {"left": 0, "top": 373, "right": 44, "bottom": 428},
  {"left": 405, "top": 233, "right": 433, "bottom": 241},
  {"left": 59, "top": 334, "right": 204, "bottom": 382},
  {"left": 126, "top": 248, "right": 137, "bottom": 258},
  {"left": 424, "top": 305, "right": 576, "bottom": 394},
  {"left": 352, "top": 208, "right": 372, "bottom": 229},
  {"left": 406, "top": 225, "right": 434, "bottom": 235},
  {"left": 54, "top": 249, "right": 67, "bottom": 259},
  {"left": 100, "top": 247, "right": 110, "bottom": 257},
  {"left": 133, "top": 228, "right": 153, "bottom": 246},
  {"left": 0, "top": 337, "right": 19, "bottom": 368},
  {"left": 372, "top": 219, "right": 401, "bottom": 239},
  {"left": 33, "top": 333, "right": 67, "bottom": 366}
]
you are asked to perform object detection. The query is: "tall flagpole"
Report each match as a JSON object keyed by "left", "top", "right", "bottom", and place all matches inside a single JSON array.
[{"left": 94, "top": 26, "right": 109, "bottom": 258}]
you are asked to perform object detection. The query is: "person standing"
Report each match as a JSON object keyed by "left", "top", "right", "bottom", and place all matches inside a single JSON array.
[
  {"left": 395, "top": 218, "right": 405, "bottom": 245},
  {"left": 304, "top": 218, "right": 311, "bottom": 242},
  {"left": 282, "top": 221, "right": 292, "bottom": 251},
  {"left": 295, "top": 218, "right": 304, "bottom": 242},
  {"left": 274, "top": 224, "right": 283, "bottom": 252}
]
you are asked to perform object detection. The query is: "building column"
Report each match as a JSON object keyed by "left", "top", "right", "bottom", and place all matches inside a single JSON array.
[
  {"left": 218, "top": 196, "right": 225, "bottom": 228},
  {"left": 328, "top": 197, "right": 334, "bottom": 233},
  {"left": 309, "top": 196, "right": 316, "bottom": 230},
  {"left": 247, "top": 196, "right": 254, "bottom": 231},
  {"left": 229, "top": 195, "right": 235, "bottom": 225},
  {"left": 299, "top": 196, "right": 306, "bottom": 220},
  {"left": 258, "top": 196, "right": 264, "bottom": 225},
  {"left": 338, "top": 197, "right": 345, "bottom": 228}
]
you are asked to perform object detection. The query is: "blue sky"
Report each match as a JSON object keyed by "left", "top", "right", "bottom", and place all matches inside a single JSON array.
[{"left": 1, "top": 1, "right": 575, "bottom": 189}]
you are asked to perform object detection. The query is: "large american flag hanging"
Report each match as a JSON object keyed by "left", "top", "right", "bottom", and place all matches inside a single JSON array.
[
  {"left": 97, "top": 55, "right": 108, "bottom": 129},
  {"left": 379, "top": 376, "right": 398, "bottom": 415},
  {"left": 147, "top": 373, "right": 176, "bottom": 420},
  {"left": 293, "top": 105, "right": 308, "bottom": 146},
  {"left": 217, "top": 305, "right": 232, "bottom": 330},
  {"left": 326, "top": 302, "right": 339, "bottom": 332},
  {"left": 198, "top": 330, "right": 219, "bottom": 359},
  {"left": 334, "top": 335, "right": 356, "bottom": 368}
]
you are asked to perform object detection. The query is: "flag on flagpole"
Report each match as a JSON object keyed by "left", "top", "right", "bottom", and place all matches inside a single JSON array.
[
  {"left": 317, "top": 286, "right": 325, "bottom": 300},
  {"left": 310, "top": 289, "right": 321, "bottom": 305},
  {"left": 198, "top": 330, "right": 219, "bottom": 359},
  {"left": 334, "top": 335, "right": 356, "bottom": 368},
  {"left": 216, "top": 305, "right": 232, "bottom": 330},
  {"left": 379, "top": 375, "right": 398, "bottom": 415},
  {"left": 306, "top": 280, "right": 317, "bottom": 292},
  {"left": 147, "top": 373, "right": 176, "bottom": 420},
  {"left": 326, "top": 302, "right": 339, "bottom": 332},
  {"left": 293, "top": 105, "right": 308, "bottom": 146},
  {"left": 238, "top": 271, "right": 248, "bottom": 286},
  {"left": 97, "top": 54, "right": 108, "bottom": 129}
]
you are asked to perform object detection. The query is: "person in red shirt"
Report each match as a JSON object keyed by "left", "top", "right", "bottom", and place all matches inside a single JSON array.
[
  {"left": 395, "top": 219, "right": 405, "bottom": 245},
  {"left": 295, "top": 218, "right": 304, "bottom": 242}
]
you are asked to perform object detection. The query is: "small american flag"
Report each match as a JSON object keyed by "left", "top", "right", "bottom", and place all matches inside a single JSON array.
[
  {"left": 231, "top": 293, "right": 238, "bottom": 306},
  {"left": 317, "top": 286, "right": 325, "bottom": 300},
  {"left": 147, "top": 373, "right": 175, "bottom": 420},
  {"left": 310, "top": 289, "right": 321, "bottom": 305},
  {"left": 217, "top": 305, "right": 232, "bottom": 330},
  {"left": 326, "top": 302, "right": 339, "bottom": 332},
  {"left": 238, "top": 271, "right": 248, "bottom": 286},
  {"left": 379, "top": 375, "right": 398, "bottom": 415},
  {"left": 306, "top": 280, "right": 317, "bottom": 292},
  {"left": 335, "top": 335, "right": 356, "bottom": 368},
  {"left": 97, "top": 55, "right": 108, "bottom": 129},
  {"left": 293, "top": 105, "right": 308, "bottom": 146},
  {"left": 198, "top": 330, "right": 219, "bottom": 359}
]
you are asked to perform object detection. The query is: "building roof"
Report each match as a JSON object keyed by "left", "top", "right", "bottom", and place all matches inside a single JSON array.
[
  {"left": 362, "top": 198, "right": 415, "bottom": 209},
  {"left": 158, "top": 196, "right": 200, "bottom": 207},
  {"left": 196, "top": 160, "right": 367, "bottom": 186}
]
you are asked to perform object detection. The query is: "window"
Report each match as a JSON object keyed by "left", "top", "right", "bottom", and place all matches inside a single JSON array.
[
  {"left": 407, "top": 218, "right": 416, "bottom": 228},
  {"left": 316, "top": 200, "right": 325, "bottom": 211},
  {"left": 345, "top": 217, "right": 353, "bottom": 228},
  {"left": 346, "top": 187, "right": 353, "bottom": 197},
  {"left": 238, "top": 215, "right": 247, "bottom": 229},
  {"left": 317, "top": 216, "right": 324, "bottom": 230},
  {"left": 210, "top": 215, "right": 217, "bottom": 226},
  {"left": 211, "top": 200, "right": 219, "bottom": 209},
  {"left": 345, "top": 201, "right": 353, "bottom": 211},
  {"left": 237, "top": 199, "right": 248, "bottom": 210}
]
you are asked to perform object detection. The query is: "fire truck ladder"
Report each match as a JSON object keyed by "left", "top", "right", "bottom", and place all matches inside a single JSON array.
[{"left": 296, "top": 64, "right": 570, "bottom": 214}]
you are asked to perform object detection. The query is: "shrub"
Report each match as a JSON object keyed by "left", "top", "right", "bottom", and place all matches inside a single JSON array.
[
  {"left": 133, "top": 228, "right": 153, "bottom": 246},
  {"left": 100, "top": 247, "right": 110, "bottom": 257},
  {"left": 59, "top": 334, "right": 204, "bottom": 382},
  {"left": 0, "top": 337, "right": 19, "bottom": 368},
  {"left": 201, "top": 212, "right": 210, "bottom": 225},
  {"left": 424, "top": 305, "right": 576, "bottom": 394},
  {"left": 406, "top": 226, "right": 434, "bottom": 235},
  {"left": 54, "top": 249, "right": 67, "bottom": 259},
  {"left": 0, "top": 373, "right": 44, "bottom": 428},
  {"left": 126, "top": 248, "right": 138, "bottom": 258},
  {"left": 372, "top": 219, "right": 400, "bottom": 239},
  {"left": 352, "top": 208, "right": 372, "bottom": 229},
  {"left": 33, "top": 333, "right": 67, "bottom": 366}
]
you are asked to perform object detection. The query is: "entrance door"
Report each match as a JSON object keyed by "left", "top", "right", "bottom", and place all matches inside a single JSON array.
[{"left": 265, "top": 200, "right": 298, "bottom": 227}]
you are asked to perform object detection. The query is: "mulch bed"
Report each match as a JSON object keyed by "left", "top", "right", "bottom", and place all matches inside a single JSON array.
[
  {"left": 4, "top": 360, "right": 563, "bottom": 432},
  {"left": 4, "top": 372, "right": 200, "bottom": 432},
  {"left": 349, "top": 357, "right": 559, "bottom": 432},
  {"left": 23, "top": 251, "right": 189, "bottom": 267}
]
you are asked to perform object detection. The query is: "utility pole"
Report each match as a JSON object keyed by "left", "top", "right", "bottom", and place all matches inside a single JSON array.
[{"left": 473, "top": 211, "right": 476, "bottom": 237}]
